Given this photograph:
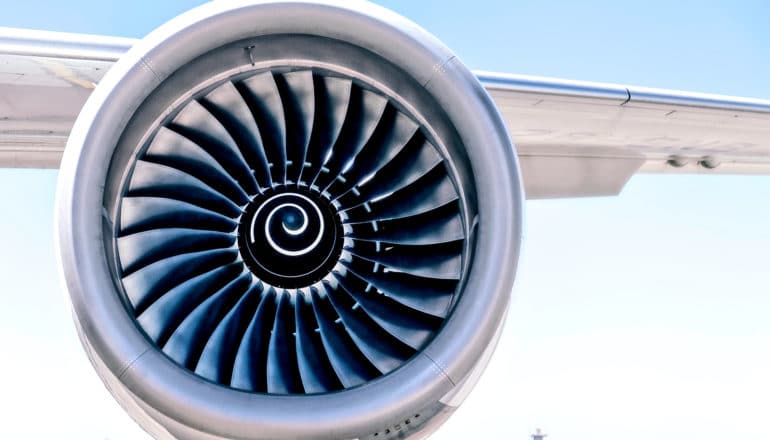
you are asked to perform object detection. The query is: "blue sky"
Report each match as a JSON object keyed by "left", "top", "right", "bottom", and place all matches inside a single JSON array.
[{"left": 1, "top": 1, "right": 769, "bottom": 439}]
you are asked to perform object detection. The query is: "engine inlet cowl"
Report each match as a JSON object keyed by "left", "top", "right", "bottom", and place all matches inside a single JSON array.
[
  {"left": 117, "top": 66, "right": 466, "bottom": 395},
  {"left": 56, "top": 1, "right": 522, "bottom": 439}
]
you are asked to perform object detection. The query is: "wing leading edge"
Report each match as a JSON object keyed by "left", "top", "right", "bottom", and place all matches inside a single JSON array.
[{"left": 2, "top": 28, "right": 769, "bottom": 198}]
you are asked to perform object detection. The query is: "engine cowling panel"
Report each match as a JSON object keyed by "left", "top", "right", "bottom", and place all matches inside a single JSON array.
[{"left": 56, "top": 1, "right": 522, "bottom": 439}]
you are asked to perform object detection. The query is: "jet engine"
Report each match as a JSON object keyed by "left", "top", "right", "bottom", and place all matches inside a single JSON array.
[{"left": 55, "top": 1, "right": 523, "bottom": 438}]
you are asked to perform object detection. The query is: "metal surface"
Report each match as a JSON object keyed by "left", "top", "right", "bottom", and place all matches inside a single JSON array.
[
  {"left": 4, "top": 29, "right": 770, "bottom": 198},
  {"left": 55, "top": 1, "right": 521, "bottom": 439},
  {"left": 0, "top": 27, "right": 133, "bottom": 60},
  {"left": 114, "top": 64, "right": 468, "bottom": 396},
  {"left": 0, "top": 28, "right": 132, "bottom": 167},
  {"left": 480, "top": 71, "right": 770, "bottom": 197}
]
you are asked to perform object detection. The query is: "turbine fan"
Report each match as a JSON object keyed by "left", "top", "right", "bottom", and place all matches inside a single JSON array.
[
  {"left": 56, "top": 1, "right": 522, "bottom": 438},
  {"left": 115, "top": 68, "right": 466, "bottom": 395}
]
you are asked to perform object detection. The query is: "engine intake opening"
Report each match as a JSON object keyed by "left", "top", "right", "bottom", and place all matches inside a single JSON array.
[
  {"left": 111, "top": 65, "right": 469, "bottom": 395},
  {"left": 57, "top": 1, "right": 521, "bottom": 438}
]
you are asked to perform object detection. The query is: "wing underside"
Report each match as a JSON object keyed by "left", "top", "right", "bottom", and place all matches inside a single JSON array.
[
  {"left": 482, "top": 72, "right": 770, "bottom": 197},
  {"left": 0, "top": 28, "right": 133, "bottom": 167},
  {"left": 2, "top": 27, "right": 769, "bottom": 198}
]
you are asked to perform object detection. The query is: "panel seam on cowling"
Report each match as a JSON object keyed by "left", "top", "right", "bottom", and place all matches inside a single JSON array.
[
  {"left": 140, "top": 56, "right": 162, "bottom": 83},
  {"left": 422, "top": 352, "right": 456, "bottom": 387},
  {"left": 118, "top": 347, "right": 152, "bottom": 380},
  {"left": 422, "top": 56, "right": 457, "bottom": 90}
]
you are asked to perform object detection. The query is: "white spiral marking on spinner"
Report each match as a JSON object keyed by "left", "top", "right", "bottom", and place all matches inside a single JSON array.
[{"left": 252, "top": 193, "right": 325, "bottom": 257}]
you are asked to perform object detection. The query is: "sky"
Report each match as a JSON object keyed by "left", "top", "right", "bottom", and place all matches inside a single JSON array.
[{"left": 1, "top": 1, "right": 770, "bottom": 439}]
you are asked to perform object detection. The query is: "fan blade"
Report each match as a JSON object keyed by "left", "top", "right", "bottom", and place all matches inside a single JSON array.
[
  {"left": 344, "top": 167, "right": 458, "bottom": 224},
  {"left": 117, "top": 228, "right": 235, "bottom": 276},
  {"left": 266, "top": 293, "right": 303, "bottom": 394},
  {"left": 137, "top": 263, "right": 244, "bottom": 345},
  {"left": 230, "top": 289, "right": 277, "bottom": 392},
  {"left": 276, "top": 71, "right": 315, "bottom": 184},
  {"left": 348, "top": 202, "right": 464, "bottom": 246},
  {"left": 335, "top": 273, "right": 440, "bottom": 350},
  {"left": 121, "top": 248, "right": 238, "bottom": 313},
  {"left": 119, "top": 196, "right": 237, "bottom": 236},
  {"left": 300, "top": 76, "right": 352, "bottom": 186},
  {"left": 144, "top": 127, "right": 249, "bottom": 205},
  {"left": 202, "top": 81, "right": 272, "bottom": 189},
  {"left": 343, "top": 266, "right": 455, "bottom": 318},
  {"left": 294, "top": 294, "right": 342, "bottom": 393},
  {"left": 336, "top": 138, "right": 442, "bottom": 210},
  {"left": 325, "top": 281, "right": 410, "bottom": 374},
  {"left": 162, "top": 274, "right": 251, "bottom": 369},
  {"left": 195, "top": 282, "right": 262, "bottom": 384},
  {"left": 327, "top": 109, "right": 418, "bottom": 199},
  {"left": 170, "top": 99, "right": 258, "bottom": 194},
  {"left": 310, "top": 289, "right": 377, "bottom": 388},
  {"left": 313, "top": 87, "right": 387, "bottom": 190},
  {"left": 347, "top": 240, "right": 463, "bottom": 281},
  {"left": 238, "top": 72, "right": 287, "bottom": 184},
  {"left": 127, "top": 160, "right": 242, "bottom": 218}
]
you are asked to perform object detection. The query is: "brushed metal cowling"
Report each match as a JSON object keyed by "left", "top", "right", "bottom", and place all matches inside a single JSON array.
[{"left": 55, "top": 1, "right": 523, "bottom": 439}]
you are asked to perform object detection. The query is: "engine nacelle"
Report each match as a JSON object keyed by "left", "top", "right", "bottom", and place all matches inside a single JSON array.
[{"left": 55, "top": 1, "right": 523, "bottom": 438}]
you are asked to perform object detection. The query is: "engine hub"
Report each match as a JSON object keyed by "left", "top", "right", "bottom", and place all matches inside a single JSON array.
[{"left": 238, "top": 188, "right": 344, "bottom": 289}]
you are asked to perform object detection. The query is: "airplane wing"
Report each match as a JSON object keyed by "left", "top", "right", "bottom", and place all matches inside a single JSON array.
[
  {"left": 2, "top": 27, "right": 769, "bottom": 198},
  {"left": 0, "top": 28, "right": 133, "bottom": 168},
  {"left": 482, "top": 72, "right": 770, "bottom": 197}
]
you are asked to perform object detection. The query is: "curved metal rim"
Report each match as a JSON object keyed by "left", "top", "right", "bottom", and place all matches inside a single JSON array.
[
  {"left": 55, "top": 0, "right": 523, "bottom": 438},
  {"left": 111, "top": 60, "right": 469, "bottom": 394}
]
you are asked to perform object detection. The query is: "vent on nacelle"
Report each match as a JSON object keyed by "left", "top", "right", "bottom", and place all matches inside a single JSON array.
[{"left": 115, "top": 68, "right": 466, "bottom": 394}]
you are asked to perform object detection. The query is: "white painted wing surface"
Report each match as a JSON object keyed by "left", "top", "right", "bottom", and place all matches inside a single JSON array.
[
  {"left": 2, "top": 28, "right": 769, "bottom": 198},
  {"left": 0, "top": 28, "right": 132, "bottom": 167},
  {"left": 482, "top": 71, "right": 770, "bottom": 197}
]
